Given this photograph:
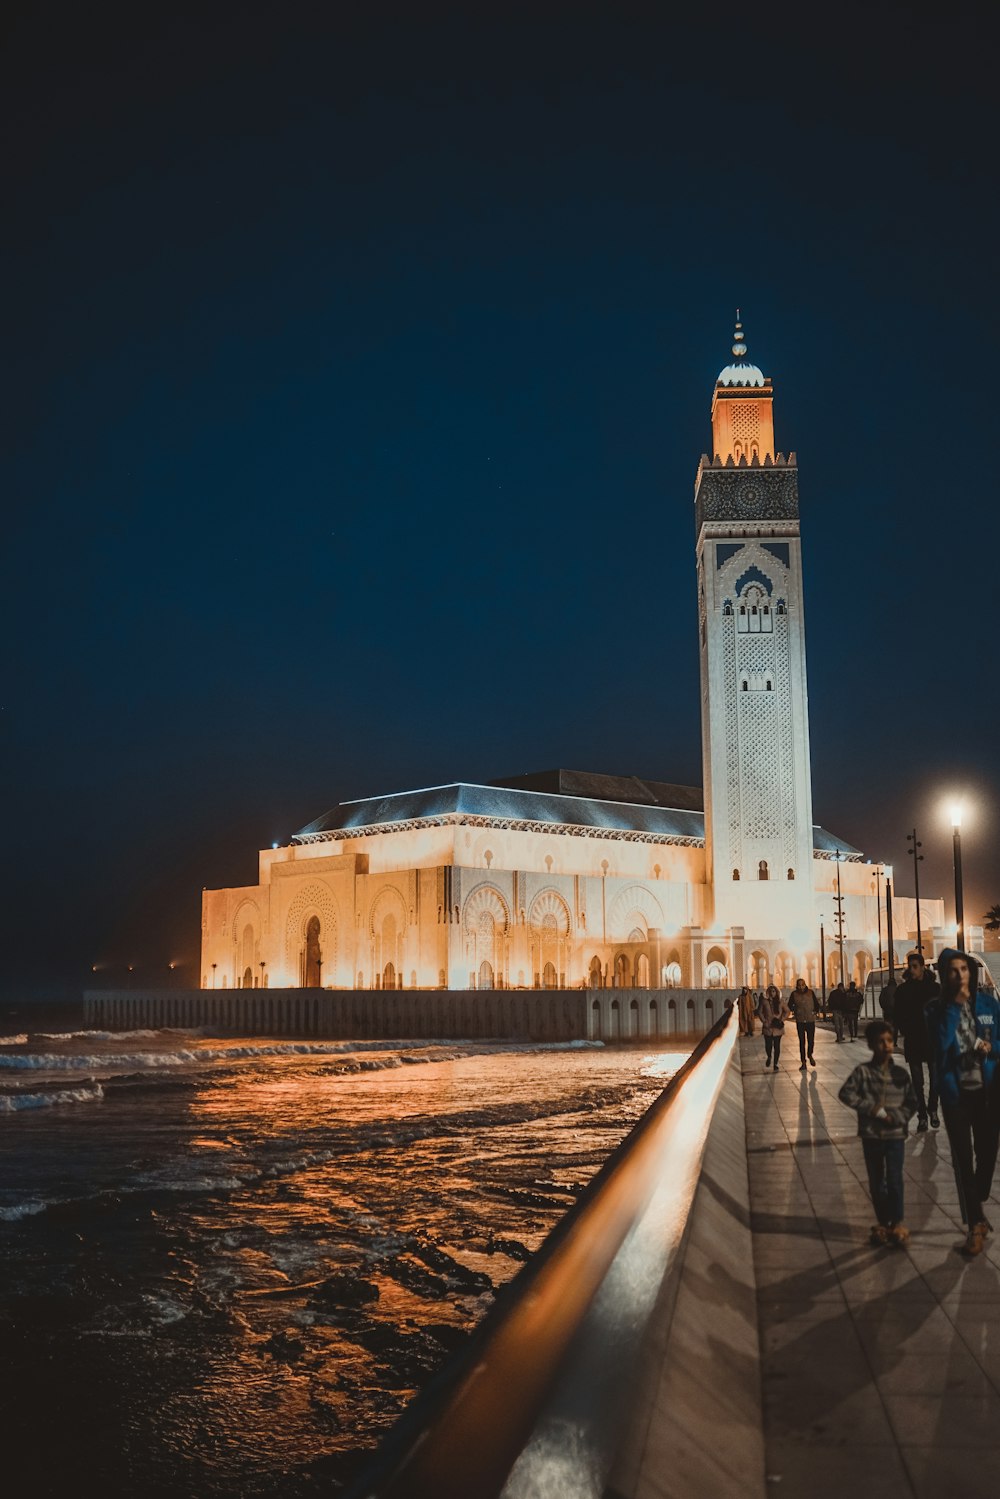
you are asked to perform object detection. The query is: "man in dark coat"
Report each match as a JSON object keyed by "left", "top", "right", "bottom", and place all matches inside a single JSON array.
[{"left": 893, "top": 951, "right": 940, "bottom": 1132}]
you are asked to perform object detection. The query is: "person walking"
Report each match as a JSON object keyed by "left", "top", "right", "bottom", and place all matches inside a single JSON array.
[
  {"left": 789, "top": 976, "right": 818, "bottom": 1070},
  {"left": 737, "top": 985, "right": 755, "bottom": 1037},
  {"left": 846, "top": 980, "right": 864, "bottom": 1040},
  {"left": 830, "top": 981, "right": 847, "bottom": 1042},
  {"left": 926, "top": 948, "right": 1000, "bottom": 1257},
  {"left": 838, "top": 1019, "right": 918, "bottom": 1246},
  {"left": 759, "top": 984, "right": 791, "bottom": 1073},
  {"left": 893, "top": 951, "right": 941, "bottom": 1132}
]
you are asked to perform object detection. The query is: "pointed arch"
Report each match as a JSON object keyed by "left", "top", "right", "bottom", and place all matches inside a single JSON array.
[
  {"left": 283, "top": 884, "right": 339, "bottom": 987},
  {"left": 607, "top": 884, "right": 664, "bottom": 942}
]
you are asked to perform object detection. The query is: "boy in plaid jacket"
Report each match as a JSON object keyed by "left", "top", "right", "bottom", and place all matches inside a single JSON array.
[{"left": 839, "top": 1019, "right": 918, "bottom": 1246}]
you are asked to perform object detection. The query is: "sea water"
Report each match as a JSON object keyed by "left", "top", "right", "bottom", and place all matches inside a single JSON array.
[{"left": 0, "top": 1023, "right": 685, "bottom": 1496}]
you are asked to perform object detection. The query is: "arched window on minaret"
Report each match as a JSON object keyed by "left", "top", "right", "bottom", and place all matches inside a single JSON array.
[
  {"left": 758, "top": 860, "right": 769, "bottom": 881},
  {"left": 723, "top": 600, "right": 733, "bottom": 616}
]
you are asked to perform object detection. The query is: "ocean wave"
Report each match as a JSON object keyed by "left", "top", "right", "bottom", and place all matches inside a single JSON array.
[
  {"left": 0, "top": 1083, "right": 105, "bottom": 1114},
  {"left": 33, "top": 1029, "right": 159, "bottom": 1042},
  {"left": 0, "top": 1034, "right": 28, "bottom": 1046},
  {"left": 0, "top": 1198, "right": 53, "bottom": 1221},
  {"left": 0, "top": 1035, "right": 606, "bottom": 1076}
]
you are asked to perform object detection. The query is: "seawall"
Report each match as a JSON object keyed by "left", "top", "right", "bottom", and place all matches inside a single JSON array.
[{"left": 83, "top": 987, "right": 738, "bottom": 1041}]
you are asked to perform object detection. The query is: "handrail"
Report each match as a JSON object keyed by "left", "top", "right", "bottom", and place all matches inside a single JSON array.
[{"left": 344, "top": 1007, "right": 738, "bottom": 1499}]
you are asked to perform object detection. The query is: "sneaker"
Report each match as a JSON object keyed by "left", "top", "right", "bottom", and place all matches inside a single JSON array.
[
  {"left": 962, "top": 1224, "right": 987, "bottom": 1257},
  {"left": 917, "top": 1117, "right": 929, "bottom": 1133},
  {"left": 889, "top": 1224, "right": 910, "bottom": 1248},
  {"left": 773, "top": 1063, "right": 780, "bottom": 1072},
  {"left": 930, "top": 1113, "right": 940, "bottom": 1129},
  {"left": 800, "top": 1063, "right": 807, "bottom": 1071},
  {"left": 809, "top": 1056, "right": 816, "bottom": 1067},
  {"left": 869, "top": 1225, "right": 889, "bottom": 1246},
  {"left": 977, "top": 1217, "right": 993, "bottom": 1235}
]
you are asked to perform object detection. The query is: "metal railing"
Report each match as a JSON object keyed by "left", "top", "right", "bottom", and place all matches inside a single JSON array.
[{"left": 344, "top": 1007, "right": 738, "bottom": 1499}]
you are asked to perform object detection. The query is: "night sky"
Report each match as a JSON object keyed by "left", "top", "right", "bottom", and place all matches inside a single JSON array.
[{"left": 4, "top": 3, "right": 997, "bottom": 994}]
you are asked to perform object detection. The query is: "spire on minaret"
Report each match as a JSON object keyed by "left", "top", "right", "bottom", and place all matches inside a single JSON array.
[{"left": 711, "top": 313, "right": 774, "bottom": 462}]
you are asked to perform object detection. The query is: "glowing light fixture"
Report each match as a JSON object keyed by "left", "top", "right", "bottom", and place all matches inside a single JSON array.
[{"left": 950, "top": 803, "right": 963, "bottom": 829}]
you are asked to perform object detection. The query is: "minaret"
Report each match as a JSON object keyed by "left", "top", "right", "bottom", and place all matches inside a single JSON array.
[{"left": 695, "top": 318, "right": 815, "bottom": 938}]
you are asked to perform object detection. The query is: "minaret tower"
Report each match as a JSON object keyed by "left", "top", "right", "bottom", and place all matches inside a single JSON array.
[{"left": 695, "top": 317, "right": 815, "bottom": 938}]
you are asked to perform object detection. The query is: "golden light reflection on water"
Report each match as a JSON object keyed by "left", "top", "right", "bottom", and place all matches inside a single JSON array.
[{"left": 2, "top": 1039, "right": 686, "bottom": 1497}]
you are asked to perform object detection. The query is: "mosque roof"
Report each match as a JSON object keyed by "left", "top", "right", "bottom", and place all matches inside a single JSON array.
[
  {"left": 717, "top": 362, "right": 766, "bottom": 388},
  {"left": 294, "top": 774, "right": 862, "bottom": 858}
]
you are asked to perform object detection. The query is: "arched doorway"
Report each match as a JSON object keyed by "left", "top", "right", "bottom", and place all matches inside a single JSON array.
[
  {"left": 383, "top": 961, "right": 396, "bottom": 990},
  {"left": 773, "top": 951, "right": 794, "bottom": 990},
  {"left": 479, "top": 960, "right": 494, "bottom": 990},
  {"left": 636, "top": 954, "right": 650, "bottom": 988},
  {"left": 542, "top": 961, "right": 557, "bottom": 990},
  {"left": 663, "top": 961, "right": 682, "bottom": 988},
  {"left": 614, "top": 952, "right": 631, "bottom": 988},
  {"left": 303, "top": 915, "right": 322, "bottom": 987},
  {"left": 749, "top": 950, "right": 768, "bottom": 989},
  {"left": 629, "top": 998, "right": 639, "bottom": 1036},
  {"left": 649, "top": 999, "right": 659, "bottom": 1036},
  {"left": 589, "top": 955, "right": 602, "bottom": 989},
  {"left": 705, "top": 946, "right": 728, "bottom": 988},
  {"left": 243, "top": 966, "right": 253, "bottom": 989}
]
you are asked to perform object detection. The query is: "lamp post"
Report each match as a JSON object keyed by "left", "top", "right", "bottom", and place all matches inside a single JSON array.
[
  {"left": 907, "top": 828, "right": 924, "bottom": 954},
  {"left": 260, "top": 960, "right": 266, "bottom": 990},
  {"left": 951, "top": 805, "right": 965, "bottom": 952},
  {"left": 820, "top": 919, "right": 827, "bottom": 1014},
  {"left": 834, "top": 850, "right": 847, "bottom": 991},
  {"left": 885, "top": 866, "right": 896, "bottom": 985},
  {"left": 875, "top": 867, "right": 884, "bottom": 968},
  {"left": 212, "top": 962, "right": 217, "bottom": 989}
]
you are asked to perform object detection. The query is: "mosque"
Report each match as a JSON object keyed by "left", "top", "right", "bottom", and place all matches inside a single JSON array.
[{"left": 200, "top": 324, "right": 944, "bottom": 995}]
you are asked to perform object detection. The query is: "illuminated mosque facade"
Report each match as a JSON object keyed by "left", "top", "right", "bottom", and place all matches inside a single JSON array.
[{"left": 201, "top": 325, "right": 943, "bottom": 994}]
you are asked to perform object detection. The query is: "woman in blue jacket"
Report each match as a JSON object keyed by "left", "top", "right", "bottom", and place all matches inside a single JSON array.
[{"left": 925, "top": 948, "right": 1000, "bottom": 1257}]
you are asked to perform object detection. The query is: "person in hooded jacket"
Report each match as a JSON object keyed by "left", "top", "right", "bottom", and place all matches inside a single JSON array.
[
  {"left": 893, "top": 951, "right": 941, "bottom": 1132},
  {"left": 925, "top": 948, "right": 1000, "bottom": 1257}
]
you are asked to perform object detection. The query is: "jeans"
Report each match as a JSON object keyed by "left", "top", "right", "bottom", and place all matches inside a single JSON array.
[
  {"left": 906, "top": 1053, "right": 939, "bottom": 1119},
  {"left": 847, "top": 1008, "right": 860, "bottom": 1040},
  {"left": 764, "top": 1033, "right": 782, "bottom": 1066},
  {"left": 943, "top": 1090, "right": 1000, "bottom": 1227},
  {"left": 833, "top": 1011, "right": 845, "bottom": 1041},
  {"left": 862, "top": 1137, "right": 906, "bottom": 1226},
  {"left": 797, "top": 1021, "right": 816, "bottom": 1064}
]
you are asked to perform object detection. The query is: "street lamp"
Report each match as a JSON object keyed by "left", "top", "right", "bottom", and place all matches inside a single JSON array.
[
  {"left": 884, "top": 866, "right": 896, "bottom": 984},
  {"left": 951, "top": 805, "right": 965, "bottom": 952},
  {"left": 212, "top": 962, "right": 217, "bottom": 989},
  {"left": 834, "top": 851, "right": 847, "bottom": 991},
  {"left": 907, "top": 829, "right": 924, "bottom": 954},
  {"left": 260, "top": 960, "right": 266, "bottom": 990},
  {"left": 819, "top": 917, "right": 827, "bottom": 1013},
  {"left": 873, "top": 866, "right": 884, "bottom": 967}
]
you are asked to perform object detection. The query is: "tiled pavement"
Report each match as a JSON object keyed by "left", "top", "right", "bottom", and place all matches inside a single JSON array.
[{"left": 741, "top": 1025, "right": 1000, "bottom": 1496}]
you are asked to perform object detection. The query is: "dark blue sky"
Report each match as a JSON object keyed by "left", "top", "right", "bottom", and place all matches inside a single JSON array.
[{"left": 4, "top": 3, "right": 997, "bottom": 990}]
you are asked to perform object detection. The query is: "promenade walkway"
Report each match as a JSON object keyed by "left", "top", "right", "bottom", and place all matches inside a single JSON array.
[{"left": 743, "top": 1023, "right": 1000, "bottom": 1495}]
